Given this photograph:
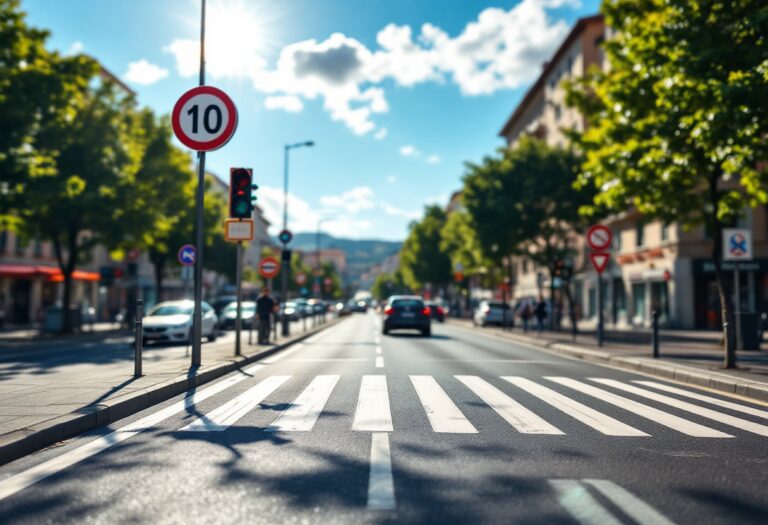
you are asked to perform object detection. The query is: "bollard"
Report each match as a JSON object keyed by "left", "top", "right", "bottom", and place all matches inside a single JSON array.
[
  {"left": 134, "top": 299, "right": 144, "bottom": 377},
  {"left": 651, "top": 309, "right": 660, "bottom": 359}
]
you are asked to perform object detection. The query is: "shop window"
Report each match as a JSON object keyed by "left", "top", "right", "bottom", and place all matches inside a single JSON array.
[
  {"left": 613, "top": 278, "right": 626, "bottom": 323},
  {"left": 651, "top": 281, "right": 670, "bottom": 323},
  {"left": 588, "top": 287, "right": 596, "bottom": 318},
  {"left": 632, "top": 282, "right": 646, "bottom": 323}
]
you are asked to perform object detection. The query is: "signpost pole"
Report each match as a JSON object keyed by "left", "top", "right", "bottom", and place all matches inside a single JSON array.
[
  {"left": 191, "top": 0, "right": 206, "bottom": 368},
  {"left": 597, "top": 273, "right": 604, "bottom": 348},
  {"left": 734, "top": 266, "right": 741, "bottom": 351},
  {"left": 235, "top": 241, "right": 243, "bottom": 356}
]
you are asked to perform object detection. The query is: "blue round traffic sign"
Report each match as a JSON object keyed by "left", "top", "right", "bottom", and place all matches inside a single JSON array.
[{"left": 178, "top": 244, "right": 196, "bottom": 266}]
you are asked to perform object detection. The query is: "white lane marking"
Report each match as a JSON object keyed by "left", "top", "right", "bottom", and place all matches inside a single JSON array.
[
  {"left": 0, "top": 364, "right": 265, "bottom": 501},
  {"left": 266, "top": 375, "right": 339, "bottom": 432},
  {"left": 591, "top": 378, "right": 768, "bottom": 437},
  {"left": 456, "top": 376, "right": 563, "bottom": 434},
  {"left": 547, "top": 378, "right": 732, "bottom": 438},
  {"left": 550, "top": 479, "right": 622, "bottom": 525},
  {"left": 353, "top": 376, "right": 393, "bottom": 432},
  {"left": 180, "top": 375, "right": 290, "bottom": 431},
  {"left": 635, "top": 380, "right": 768, "bottom": 420},
  {"left": 375, "top": 346, "right": 382, "bottom": 355},
  {"left": 584, "top": 479, "right": 677, "bottom": 525},
  {"left": 261, "top": 343, "right": 306, "bottom": 364},
  {"left": 367, "top": 432, "right": 396, "bottom": 510},
  {"left": 410, "top": 376, "right": 477, "bottom": 433},
  {"left": 502, "top": 377, "right": 648, "bottom": 437},
  {"left": 375, "top": 356, "right": 384, "bottom": 368}
]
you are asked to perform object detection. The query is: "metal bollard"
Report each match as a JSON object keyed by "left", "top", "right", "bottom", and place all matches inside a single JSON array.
[
  {"left": 651, "top": 309, "right": 660, "bottom": 359},
  {"left": 134, "top": 299, "right": 143, "bottom": 377}
]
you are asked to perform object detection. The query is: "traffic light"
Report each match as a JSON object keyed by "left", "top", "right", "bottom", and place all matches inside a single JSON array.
[{"left": 229, "top": 168, "right": 253, "bottom": 219}]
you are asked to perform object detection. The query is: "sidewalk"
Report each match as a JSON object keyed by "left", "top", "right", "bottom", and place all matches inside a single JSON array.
[
  {"left": 0, "top": 321, "right": 125, "bottom": 342},
  {"left": 448, "top": 318, "right": 768, "bottom": 402},
  {"left": 0, "top": 317, "right": 342, "bottom": 465}
]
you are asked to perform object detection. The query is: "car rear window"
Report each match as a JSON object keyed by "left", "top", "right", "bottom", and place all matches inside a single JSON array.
[{"left": 392, "top": 299, "right": 423, "bottom": 309}]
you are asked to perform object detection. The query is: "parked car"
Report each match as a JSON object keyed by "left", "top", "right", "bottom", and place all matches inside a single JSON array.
[
  {"left": 142, "top": 300, "right": 217, "bottom": 344},
  {"left": 210, "top": 295, "right": 237, "bottom": 329},
  {"left": 278, "top": 301, "right": 302, "bottom": 322},
  {"left": 424, "top": 301, "right": 445, "bottom": 323},
  {"left": 473, "top": 301, "right": 514, "bottom": 327},
  {"left": 294, "top": 299, "right": 313, "bottom": 318},
  {"left": 382, "top": 295, "right": 431, "bottom": 336},
  {"left": 220, "top": 301, "right": 256, "bottom": 330},
  {"left": 336, "top": 301, "right": 352, "bottom": 316}
]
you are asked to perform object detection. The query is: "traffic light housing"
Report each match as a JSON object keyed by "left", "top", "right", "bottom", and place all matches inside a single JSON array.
[{"left": 229, "top": 168, "right": 253, "bottom": 219}]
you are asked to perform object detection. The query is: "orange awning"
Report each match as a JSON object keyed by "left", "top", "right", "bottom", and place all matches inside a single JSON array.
[{"left": 0, "top": 264, "right": 100, "bottom": 282}]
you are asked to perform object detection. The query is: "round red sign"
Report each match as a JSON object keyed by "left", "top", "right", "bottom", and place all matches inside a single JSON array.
[
  {"left": 586, "top": 225, "right": 613, "bottom": 251},
  {"left": 258, "top": 256, "right": 280, "bottom": 279},
  {"left": 295, "top": 272, "right": 307, "bottom": 285},
  {"left": 172, "top": 86, "right": 238, "bottom": 151}
]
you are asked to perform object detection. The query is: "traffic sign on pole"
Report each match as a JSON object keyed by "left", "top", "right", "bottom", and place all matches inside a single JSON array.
[
  {"left": 224, "top": 219, "right": 254, "bottom": 242},
  {"left": 258, "top": 256, "right": 281, "bottom": 279},
  {"left": 295, "top": 272, "right": 307, "bottom": 285},
  {"left": 172, "top": 86, "right": 238, "bottom": 152},
  {"left": 590, "top": 252, "right": 610, "bottom": 274},
  {"left": 587, "top": 225, "right": 612, "bottom": 251},
  {"left": 178, "top": 244, "right": 196, "bottom": 266},
  {"left": 723, "top": 228, "right": 753, "bottom": 261},
  {"left": 278, "top": 229, "right": 293, "bottom": 245}
]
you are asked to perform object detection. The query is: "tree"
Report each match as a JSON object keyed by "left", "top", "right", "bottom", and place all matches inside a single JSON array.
[
  {"left": 399, "top": 205, "right": 452, "bottom": 295},
  {"left": 371, "top": 271, "right": 409, "bottom": 301},
  {"left": 566, "top": 0, "right": 768, "bottom": 367}
]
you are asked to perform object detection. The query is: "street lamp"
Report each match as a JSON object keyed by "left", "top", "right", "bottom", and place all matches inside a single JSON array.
[{"left": 281, "top": 140, "right": 315, "bottom": 337}]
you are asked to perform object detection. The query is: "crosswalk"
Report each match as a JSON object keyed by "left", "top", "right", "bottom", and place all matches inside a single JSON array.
[{"left": 175, "top": 374, "right": 768, "bottom": 439}]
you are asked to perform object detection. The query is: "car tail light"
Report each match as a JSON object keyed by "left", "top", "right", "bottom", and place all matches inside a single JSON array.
[
  {"left": 384, "top": 306, "right": 394, "bottom": 316},
  {"left": 436, "top": 306, "right": 444, "bottom": 315},
  {"left": 422, "top": 306, "right": 431, "bottom": 316}
]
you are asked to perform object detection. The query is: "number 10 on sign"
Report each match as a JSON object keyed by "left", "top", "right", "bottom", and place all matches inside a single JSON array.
[{"left": 172, "top": 86, "right": 238, "bottom": 152}]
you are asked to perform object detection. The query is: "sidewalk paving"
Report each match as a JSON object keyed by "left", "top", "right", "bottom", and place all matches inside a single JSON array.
[
  {"left": 448, "top": 318, "right": 768, "bottom": 402},
  {"left": 0, "top": 317, "right": 340, "bottom": 465},
  {"left": 0, "top": 321, "right": 124, "bottom": 342}
]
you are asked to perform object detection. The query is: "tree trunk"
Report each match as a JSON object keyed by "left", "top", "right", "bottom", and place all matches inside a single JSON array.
[
  {"left": 563, "top": 282, "right": 578, "bottom": 338},
  {"left": 549, "top": 269, "right": 556, "bottom": 331},
  {"left": 51, "top": 230, "right": 78, "bottom": 334},
  {"left": 709, "top": 177, "right": 736, "bottom": 368}
]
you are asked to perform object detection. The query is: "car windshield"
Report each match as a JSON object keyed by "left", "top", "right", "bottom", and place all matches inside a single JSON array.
[{"left": 148, "top": 304, "right": 192, "bottom": 316}]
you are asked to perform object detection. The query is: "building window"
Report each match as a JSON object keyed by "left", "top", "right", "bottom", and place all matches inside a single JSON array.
[
  {"left": 613, "top": 228, "right": 622, "bottom": 252},
  {"left": 0, "top": 231, "right": 6, "bottom": 254},
  {"left": 522, "top": 258, "right": 529, "bottom": 273},
  {"left": 635, "top": 221, "right": 645, "bottom": 247},
  {"left": 632, "top": 282, "right": 646, "bottom": 323},
  {"left": 567, "top": 56, "right": 573, "bottom": 74},
  {"left": 554, "top": 104, "right": 562, "bottom": 121},
  {"left": 15, "top": 235, "right": 25, "bottom": 256},
  {"left": 661, "top": 223, "right": 669, "bottom": 242},
  {"left": 34, "top": 239, "right": 43, "bottom": 257}
]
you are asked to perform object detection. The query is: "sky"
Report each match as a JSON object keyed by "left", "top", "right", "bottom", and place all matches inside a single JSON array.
[{"left": 22, "top": 0, "right": 600, "bottom": 241}]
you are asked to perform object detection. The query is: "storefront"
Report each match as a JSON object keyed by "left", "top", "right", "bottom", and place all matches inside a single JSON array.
[{"left": 692, "top": 259, "right": 768, "bottom": 329}]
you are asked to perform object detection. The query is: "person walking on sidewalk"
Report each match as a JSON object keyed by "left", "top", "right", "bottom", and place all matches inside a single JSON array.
[
  {"left": 534, "top": 297, "right": 547, "bottom": 333},
  {"left": 256, "top": 288, "right": 276, "bottom": 344},
  {"left": 517, "top": 299, "right": 532, "bottom": 333}
]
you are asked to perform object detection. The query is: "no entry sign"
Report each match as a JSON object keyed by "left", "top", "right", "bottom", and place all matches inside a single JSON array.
[
  {"left": 258, "top": 256, "right": 280, "bottom": 279},
  {"left": 587, "top": 225, "right": 612, "bottom": 251},
  {"left": 172, "top": 86, "right": 238, "bottom": 151},
  {"left": 295, "top": 272, "right": 307, "bottom": 285}
]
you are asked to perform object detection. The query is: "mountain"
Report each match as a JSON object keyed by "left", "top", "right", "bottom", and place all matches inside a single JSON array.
[{"left": 277, "top": 233, "right": 402, "bottom": 287}]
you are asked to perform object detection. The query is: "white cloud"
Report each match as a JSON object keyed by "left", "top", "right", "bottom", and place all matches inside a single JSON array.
[
  {"left": 264, "top": 95, "right": 304, "bottom": 113},
  {"left": 124, "top": 59, "right": 169, "bottom": 85},
  {"left": 66, "top": 41, "right": 83, "bottom": 55},
  {"left": 320, "top": 186, "right": 375, "bottom": 213},
  {"left": 400, "top": 145, "right": 420, "bottom": 157},
  {"left": 373, "top": 128, "right": 388, "bottom": 140},
  {"left": 167, "top": 0, "right": 573, "bottom": 134},
  {"left": 426, "top": 154, "right": 441, "bottom": 164},
  {"left": 380, "top": 202, "right": 420, "bottom": 220}
]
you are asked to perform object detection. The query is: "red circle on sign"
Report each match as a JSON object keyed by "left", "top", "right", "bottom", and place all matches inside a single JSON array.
[
  {"left": 587, "top": 225, "right": 612, "bottom": 251},
  {"left": 258, "top": 256, "right": 280, "bottom": 279},
  {"left": 295, "top": 273, "right": 307, "bottom": 285},
  {"left": 172, "top": 86, "right": 238, "bottom": 151}
]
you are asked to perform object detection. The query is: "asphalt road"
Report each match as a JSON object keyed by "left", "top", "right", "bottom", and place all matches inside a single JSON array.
[{"left": 1, "top": 312, "right": 767, "bottom": 524}]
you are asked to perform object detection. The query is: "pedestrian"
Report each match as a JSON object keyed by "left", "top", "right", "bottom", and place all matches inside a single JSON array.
[
  {"left": 534, "top": 297, "right": 547, "bottom": 333},
  {"left": 517, "top": 300, "right": 532, "bottom": 333},
  {"left": 256, "top": 287, "right": 276, "bottom": 344}
]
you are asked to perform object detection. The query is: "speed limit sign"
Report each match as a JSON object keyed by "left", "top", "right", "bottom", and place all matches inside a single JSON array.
[{"left": 172, "top": 86, "right": 238, "bottom": 151}]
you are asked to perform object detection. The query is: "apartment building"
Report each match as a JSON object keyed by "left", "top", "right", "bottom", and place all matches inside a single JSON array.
[{"left": 497, "top": 14, "right": 768, "bottom": 329}]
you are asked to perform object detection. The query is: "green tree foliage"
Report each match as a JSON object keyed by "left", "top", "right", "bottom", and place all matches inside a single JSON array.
[
  {"left": 371, "top": 271, "right": 409, "bottom": 301},
  {"left": 566, "top": 0, "right": 768, "bottom": 367},
  {"left": 399, "top": 205, "right": 452, "bottom": 293},
  {"left": 439, "top": 206, "right": 486, "bottom": 275}
]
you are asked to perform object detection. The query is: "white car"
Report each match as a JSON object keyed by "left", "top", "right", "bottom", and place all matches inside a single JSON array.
[{"left": 142, "top": 300, "right": 218, "bottom": 344}]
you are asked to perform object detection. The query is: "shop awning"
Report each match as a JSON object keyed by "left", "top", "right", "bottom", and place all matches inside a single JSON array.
[{"left": 0, "top": 264, "right": 100, "bottom": 282}]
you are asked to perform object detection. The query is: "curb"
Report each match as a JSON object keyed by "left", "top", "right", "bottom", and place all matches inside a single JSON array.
[
  {"left": 448, "top": 320, "right": 768, "bottom": 403},
  {"left": 0, "top": 318, "right": 343, "bottom": 466}
]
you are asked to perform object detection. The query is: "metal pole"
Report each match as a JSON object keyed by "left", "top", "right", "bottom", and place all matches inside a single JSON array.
[
  {"left": 235, "top": 241, "right": 243, "bottom": 356},
  {"left": 597, "top": 274, "right": 604, "bottom": 347},
  {"left": 191, "top": 0, "right": 206, "bottom": 368},
  {"left": 734, "top": 266, "right": 741, "bottom": 351},
  {"left": 134, "top": 299, "right": 143, "bottom": 378},
  {"left": 651, "top": 309, "right": 660, "bottom": 358},
  {"left": 281, "top": 146, "right": 290, "bottom": 337}
]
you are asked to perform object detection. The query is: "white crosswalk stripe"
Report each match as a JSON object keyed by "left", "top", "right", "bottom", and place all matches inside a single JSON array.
[
  {"left": 591, "top": 379, "right": 768, "bottom": 437},
  {"left": 546, "top": 377, "right": 732, "bottom": 438},
  {"left": 180, "top": 375, "right": 291, "bottom": 431},
  {"left": 353, "top": 375, "right": 394, "bottom": 432},
  {"left": 503, "top": 377, "right": 649, "bottom": 436},
  {"left": 410, "top": 375, "right": 477, "bottom": 433},
  {"left": 634, "top": 380, "right": 768, "bottom": 420},
  {"left": 456, "top": 375, "right": 564, "bottom": 434},
  {"left": 267, "top": 375, "right": 340, "bottom": 432}
]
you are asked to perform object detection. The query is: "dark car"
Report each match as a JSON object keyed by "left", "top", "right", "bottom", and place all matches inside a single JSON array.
[
  {"left": 220, "top": 301, "right": 256, "bottom": 330},
  {"left": 382, "top": 296, "right": 431, "bottom": 336},
  {"left": 351, "top": 300, "right": 368, "bottom": 313},
  {"left": 424, "top": 301, "right": 445, "bottom": 323}
]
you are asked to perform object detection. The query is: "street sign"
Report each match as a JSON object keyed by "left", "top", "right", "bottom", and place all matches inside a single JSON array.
[
  {"left": 178, "top": 244, "right": 196, "bottom": 266},
  {"left": 172, "top": 86, "right": 238, "bottom": 151},
  {"left": 587, "top": 225, "right": 612, "bottom": 251},
  {"left": 723, "top": 228, "right": 753, "bottom": 261},
  {"left": 258, "top": 256, "right": 280, "bottom": 279},
  {"left": 224, "top": 219, "right": 254, "bottom": 242},
  {"left": 454, "top": 271, "right": 464, "bottom": 283},
  {"left": 590, "top": 252, "right": 610, "bottom": 274},
  {"left": 295, "top": 272, "right": 307, "bottom": 285},
  {"left": 324, "top": 277, "right": 333, "bottom": 286},
  {"left": 278, "top": 229, "right": 293, "bottom": 245}
]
